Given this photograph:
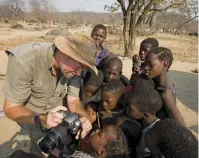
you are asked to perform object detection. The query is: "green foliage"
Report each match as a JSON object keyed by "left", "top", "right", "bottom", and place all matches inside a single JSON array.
[{"left": 104, "top": 2, "right": 120, "bottom": 12}]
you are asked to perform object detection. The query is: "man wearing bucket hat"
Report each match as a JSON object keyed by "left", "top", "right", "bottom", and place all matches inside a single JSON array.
[{"left": 3, "top": 33, "right": 99, "bottom": 156}]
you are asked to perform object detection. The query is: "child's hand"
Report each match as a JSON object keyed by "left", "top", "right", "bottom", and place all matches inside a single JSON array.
[
  {"left": 132, "top": 54, "right": 140, "bottom": 63},
  {"left": 132, "top": 55, "right": 141, "bottom": 74},
  {"left": 132, "top": 64, "right": 141, "bottom": 74}
]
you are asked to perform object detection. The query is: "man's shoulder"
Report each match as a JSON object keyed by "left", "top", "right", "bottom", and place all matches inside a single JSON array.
[
  {"left": 6, "top": 42, "right": 53, "bottom": 57},
  {"left": 6, "top": 42, "right": 54, "bottom": 75}
]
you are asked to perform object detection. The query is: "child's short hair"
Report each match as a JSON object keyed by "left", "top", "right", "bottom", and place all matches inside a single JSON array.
[
  {"left": 130, "top": 89, "right": 162, "bottom": 114},
  {"left": 153, "top": 47, "right": 173, "bottom": 69},
  {"left": 103, "top": 80, "right": 125, "bottom": 95},
  {"left": 130, "top": 76, "right": 162, "bottom": 114},
  {"left": 92, "top": 24, "right": 107, "bottom": 34},
  {"left": 105, "top": 126, "right": 130, "bottom": 158},
  {"left": 85, "top": 101, "right": 98, "bottom": 112},
  {"left": 151, "top": 119, "right": 198, "bottom": 158},
  {"left": 104, "top": 57, "right": 123, "bottom": 70},
  {"left": 130, "top": 74, "right": 155, "bottom": 91},
  {"left": 116, "top": 116, "right": 141, "bottom": 153},
  {"left": 141, "top": 38, "right": 159, "bottom": 50},
  {"left": 84, "top": 69, "right": 104, "bottom": 89}
]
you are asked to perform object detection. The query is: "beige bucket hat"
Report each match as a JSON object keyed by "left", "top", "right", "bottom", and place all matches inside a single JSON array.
[{"left": 54, "top": 33, "right": 100, "bottom": 74}]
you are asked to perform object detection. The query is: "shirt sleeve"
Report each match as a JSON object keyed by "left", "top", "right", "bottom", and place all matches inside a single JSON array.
[
  {"left": 3, "top": 54, "right": 32, "bottom": 104},
  {"left": 67, "top": 75, "right": 81, "bottom": 97}
]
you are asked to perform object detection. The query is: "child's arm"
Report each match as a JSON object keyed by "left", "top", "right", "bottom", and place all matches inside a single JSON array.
[
  {"left": 120, "top": 74, "right": 130, "bottom": 86},
  {"left": 161, "top": 89, "right": 186, "bottom": 126}
]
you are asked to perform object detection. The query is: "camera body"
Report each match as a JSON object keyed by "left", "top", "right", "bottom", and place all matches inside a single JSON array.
[{"left": 39, "top": 111, "right": 82, "bottom": 155}]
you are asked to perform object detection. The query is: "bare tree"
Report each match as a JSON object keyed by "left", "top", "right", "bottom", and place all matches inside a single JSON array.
[
  {"left": 42, "top": 0, "right": 56, "bottom": 26},
  {"left": 0, "top": 5, "right": 13, "bottom": 20},
  {"left": 3, "top": 0, "right": 25, "bottom": 20},
  {"left": 28, "top": 0, "right": 56, "bottom": 25},
  {"left": 105, "top": 0, "right": 186, "bottom": 57},
  {"left": 175, "top": 0, "right": 198, "bottom": 33}
]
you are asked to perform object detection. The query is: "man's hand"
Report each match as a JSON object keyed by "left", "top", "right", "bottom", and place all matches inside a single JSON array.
[
  {"left": 40, "top": 106, "right": 68, "bottom": 129},
  {"left": 76, "top": 117, "right": 92, "bottom": 139}
]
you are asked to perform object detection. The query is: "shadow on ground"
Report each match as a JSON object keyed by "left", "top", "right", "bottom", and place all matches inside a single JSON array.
[
  {"left": 0, "top": 132, "right": 19, "bottom": 158},
  {"left": 168, "top": 70, "right": 198, "bottom": 112},
  {"left": 189, "top": 125, "right": 198, "bottom": 133}
]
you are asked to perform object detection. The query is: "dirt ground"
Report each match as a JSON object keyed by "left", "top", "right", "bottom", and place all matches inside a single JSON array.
[{"left": 0, "top": 24, "right": 198, "bottom": 157}]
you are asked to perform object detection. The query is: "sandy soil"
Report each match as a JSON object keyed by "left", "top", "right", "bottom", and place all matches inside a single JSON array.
[{"left": 0, "top": 25, "right": 198, "bottom": 157}]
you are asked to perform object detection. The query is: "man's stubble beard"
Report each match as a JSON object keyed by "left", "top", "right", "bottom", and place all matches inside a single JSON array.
[{"left": 60, "top": 67, "right": 74, "bottom": 80}]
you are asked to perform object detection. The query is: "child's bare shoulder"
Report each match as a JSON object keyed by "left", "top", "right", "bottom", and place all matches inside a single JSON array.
[{"left": 166, "top": 76, "right": 174, "bottom": 90}]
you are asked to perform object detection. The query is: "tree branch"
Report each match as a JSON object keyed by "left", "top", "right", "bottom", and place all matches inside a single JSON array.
[
  {"left": 117, "top": 0, "right": 126, "bottom": 15},
  {"left": 151, "top": 1, "right": 185, "bottom": 12},
  {"left": 136, "top": 0, "right": 154, "bottom": 26},
  {"left": 175, "top": 15, "right": 198, "bottom": 33}
]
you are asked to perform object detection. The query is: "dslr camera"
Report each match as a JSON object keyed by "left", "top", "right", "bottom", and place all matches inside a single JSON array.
[{"left": 39, "top": 111, "right": 82, "bottom": 157}]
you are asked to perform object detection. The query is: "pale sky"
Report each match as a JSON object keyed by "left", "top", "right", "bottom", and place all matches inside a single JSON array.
[
  {"left": 54, "top": 0, "right": 117, "bottom": 12},
  {"left": 0, "top": 0, "right": 117, "bottom": 12}
]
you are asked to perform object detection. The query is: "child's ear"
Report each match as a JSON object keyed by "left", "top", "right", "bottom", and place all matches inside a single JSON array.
[
  {"left": 163, "top": 61, "right": 169, "bottom": 68},
  {"left": 92, "top": 111, "right": 97, "bottom": 115},
  {"left": 143, "top": 112, "right": 150, "bottom": 118},
  {"left": 97, "top": 149, "right": 106, "bottom": 157}
]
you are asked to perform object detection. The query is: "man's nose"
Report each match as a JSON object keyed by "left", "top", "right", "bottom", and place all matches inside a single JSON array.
[
  {"left": 75, "top": 66, "right": 83, "bottom": 76},
  {"left": 103, "top": 101, "right": 107, "bottom": 106}
]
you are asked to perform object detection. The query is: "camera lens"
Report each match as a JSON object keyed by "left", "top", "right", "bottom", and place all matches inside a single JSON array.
[{"left": 39, "top": 131, "right": 61, "bottom": 153}]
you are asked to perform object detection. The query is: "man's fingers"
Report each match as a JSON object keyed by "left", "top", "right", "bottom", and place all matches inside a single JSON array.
[
  {"left": 51, "top": 112, "right": 64, "bottom": 120},
  {"left": 75, "top": 130, "right": 81, "bottom": 139},
  {"left": 46, "top": 122, "right": 58, "bottom": 129},
  {"left": 51, "top": 106, "right": 68, "bottom": 113},
  {"left": 52, "top": 117, "right": 62, "bottom": 124},
  {"left": 79, "top": 117, "right": 92, "bottom": 139}
]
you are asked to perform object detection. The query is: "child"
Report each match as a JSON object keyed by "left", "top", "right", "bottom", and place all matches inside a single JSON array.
[
  {"left": 78, "top": 125, "right": 130, "bottom": 158},
  {"left": 91, "top": 24, "right": 116, "bottom": 69},
  {"left": 126, "top": 77, "right": 163, "bottom": 158},
  {"left": 116, "top": 116, "right": 141, "bottom": 158},
  {"left": 145, "top": 119, "right": 198, "bottom": 158},
  {"left": 131, "top": 38, "right": 159, "bottom": 79},
  {"left": 85, "top": 102, "right": 98, "bottom": 124},
  {"left": 143, "top": 47, "right": 186, "bottom": 126},
  {"left": 138, "top": 38, "right": 159, "bottom": 62},
  {"left": 99, "top": 80, "right": 126, "bottom": 126},
  {"left": 80, "top": 69, "right": 104, "bottom": 106},
  {"left": 91, "top": 24, "right": 107, "bottom": 49},
  {"left": 103, "top": 57, "right": 130, "bottom": 86}
]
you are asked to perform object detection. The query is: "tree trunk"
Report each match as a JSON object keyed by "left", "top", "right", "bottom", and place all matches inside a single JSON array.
[
  {"left": 149, "top": 12, "right": 157, "bottom": 33},
  {"left": 127, "top": 24, "right": 136, "bottom": 57},
  {"left": 123, "top": 17, "right": 129, "bottom": 57}
]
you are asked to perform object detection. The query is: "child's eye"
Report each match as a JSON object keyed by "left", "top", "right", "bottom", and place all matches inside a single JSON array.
[{"left": 149, "top": 64, "right": 153, "bottom": 68}]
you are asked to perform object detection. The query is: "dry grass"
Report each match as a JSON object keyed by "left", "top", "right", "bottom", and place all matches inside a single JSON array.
[
  {"left": 104, "top": 33, "right": 198, "bottom": 63},
  {"left": 0, "top": 25, "right": 197, "bottom": 63}
]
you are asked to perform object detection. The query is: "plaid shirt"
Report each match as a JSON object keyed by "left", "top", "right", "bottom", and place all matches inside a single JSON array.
[{"left": 63, "top": 151, "right": 94, "bottom": 158}]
